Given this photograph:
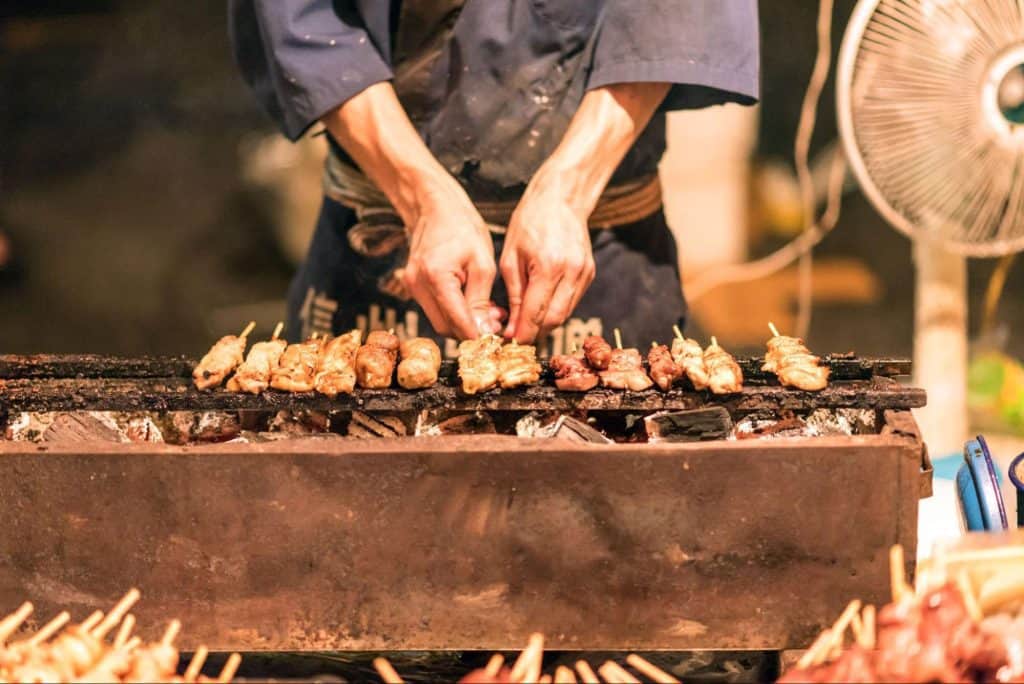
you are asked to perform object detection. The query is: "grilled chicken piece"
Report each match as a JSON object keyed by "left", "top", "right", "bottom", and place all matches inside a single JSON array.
[
  {"left": 193, "top": 334, "right": 249, "bottom": 390},
  {"left": 457, "top": 335, "right": 502, "bottom": 395},
  {"left": 704, "top": 338, "right": 743, "bottom": 394},
  {"left": 648, "top": 343, "right": 683, "bottom": 391},
  {"left": 671, "top": 337, "right": 711, "bottom": 390},
  {"left": 270, "top": 337, "right": 323, "bottom": 392},
  {"left": 397, "top": 337, "right": 442, "bottom": 389},
  {"left": 549, "top": 352, "right": 599, "bottom": 392},
  {"left": 498, "top": 341, "right": 542, "bottom": 389},
  {"left": 582, "top": 335, "right": 613, "bottom": 370},
  {"left": 226, "top": 338, "right": 287, "bottom": 394},
  {"left": 599, "top": 348, "right": 655, "bottom": 391},
  {"left": 355, "top": 330, "right": 400, "bottom": 389},
  {"left": 763, "top": 334, "right": 830, "bottom": 391},
  {"left": 313, "top": 329, "right": 362, "bottom": 397}
]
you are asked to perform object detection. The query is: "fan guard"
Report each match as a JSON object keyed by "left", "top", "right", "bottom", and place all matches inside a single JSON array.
[{"left": 837, "top": 0, "right": 1024, "bottom": 257}]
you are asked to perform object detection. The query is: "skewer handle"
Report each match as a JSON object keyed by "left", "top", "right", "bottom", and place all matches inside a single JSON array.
[
  {"left": 239, "top": 321, "right": 256, "bottom": 338},
  {"left": 672, "top": 325, "right": 684, "bottom": 340},
  {"left": 768, "top": 322, "right": 781, "bottom": 338},
  {"left": 613, "top": 328, "right": 623, "bottom": 350},
  {"left": 271, "top": 322, "right": 284, "bottom": 341},
  {"left": 373, "top": 657, "right": 404, "bottom": 684},
  {"left": 184, "top": 645, "right": 209, "bottom": 682},
  {"left": 218, "top": 652, "right": 242, "bottom": 683}
]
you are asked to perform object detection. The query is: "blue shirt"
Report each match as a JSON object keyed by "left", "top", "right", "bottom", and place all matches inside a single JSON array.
[{"left": 229, "top": 0, "right": 759, "bottom": 196}]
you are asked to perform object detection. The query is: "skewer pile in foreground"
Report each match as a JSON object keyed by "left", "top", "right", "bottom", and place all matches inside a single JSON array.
[
  {"left": 373, "top": 633, "right": 683, "bottom": 683},
  {"left": 0, "top": 589, "right": 241, "bottom": 683}
]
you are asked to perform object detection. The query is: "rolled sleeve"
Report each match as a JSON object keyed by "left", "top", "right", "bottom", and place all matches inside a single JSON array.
[
  {"left": 230, "top": 0, "right": 393, "bottom": 140},
  {"left": 587, "top": 0, "right": 760, "bottom": 110}
]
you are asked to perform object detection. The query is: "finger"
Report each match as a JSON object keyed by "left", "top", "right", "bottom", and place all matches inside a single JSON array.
[
  {"left": 428, "top": 270, "right": 479, "bottom": 341},
  {"left": 405, "top": 269, "right": 454, "bottom": 338},
  {"left": 500, "top": 254, "right": 526, "bottom": 339},
  {"left": 464, "top": 258, "right": 497, "bottom": 336},
  {"left": 513, "top": 267, "right": 560, "bottom": 344},
  {"left": 538, "top": 276, "right": 578, "bottom": 342}
]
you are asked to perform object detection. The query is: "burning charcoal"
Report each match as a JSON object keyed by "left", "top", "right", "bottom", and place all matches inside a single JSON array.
[
  {"left": 644, "top": 407, "right": 732, "bottom": 443},
  {"left": 4, "top": 412, "right": 55, "bottom": 441},
  {"left": 347, "top": 411, "right": 408, "bottom": 439},
  {"left": 269, "top": 410, "right": 329, "bottom": 435},
  {"left": 194, "top": 411, "right": 243, "bottom": 442},
  {"left": 415, "top": 411, "right": 496, "bottom": 436},
  {"left": 42, "top": 412, "right": 125, "bottom": 443}
]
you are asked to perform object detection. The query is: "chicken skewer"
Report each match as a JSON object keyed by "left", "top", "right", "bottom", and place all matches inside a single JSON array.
[
  {"left": 355, "top": 329, "right": 400, "bottom": 389},
  {"left": 314, "top": 329, "right": 362, "bottom": 397},
  {"left": 648, "top": 341, "right": 683, "bottom": 392},
  {"left": 704, "top": 336, "right": 743, "bottom": 394},
  {"left": 498, "top": 340, "right": 542, "bottom": 389},
  {"left": 193, "top": 322, "right": 255, "bottom": 390},
  {"left": 763, "top": 322, "right": 830, "bottom": 391},
  {"left": 397, "top": 337, "right": 442, "bottom": 390},
  {"left": 457, "top": 334, "right": 502, "bottom": 395},
  {"left": 670, "top": 325, "right": 711, "bottom": 391},
  {"left": 582, "top": 335, "right": 613, "bottom": 370},
  {"left": 270, "top": 333, "right": 324, "bottom": 392},
  {"left": 599, "top": 329, "right": 654, "bottom": 392},
  {"left": 227, "top": 322, "right": 286, "bottom": 394},
  {"left": 549, "top": 345, "right": 600, "bottom": 392}
]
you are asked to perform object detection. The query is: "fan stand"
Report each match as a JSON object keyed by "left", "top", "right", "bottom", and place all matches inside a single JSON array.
[{"left": 913, "top": 241, "right": 968, "bottom": 456}]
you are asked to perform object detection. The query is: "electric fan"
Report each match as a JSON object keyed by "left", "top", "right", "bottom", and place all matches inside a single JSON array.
[{"left": 836, "top": 0, "right": 1024, "bottom": 451}]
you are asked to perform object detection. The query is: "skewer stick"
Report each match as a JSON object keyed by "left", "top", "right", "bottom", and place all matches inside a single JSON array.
[
  {"left": 113, "top": 614, "right": 135, "bottom": 649},
  {"left": 828, "top": 599, "right": 863, "bottom": 650},
  {"left": 239, "top": 321, "right": 256, "bottom": 338},
  {"left": 850, "top": 612, "right": 863, "bottom": 646},
  {"left": 672, "top": 325, "right": 684, "bottom": 340},
  {"left": 122, "top": 636, "right": 142, "bottom": 651},
  {"left": 710, "top": 336, "right": 719, "bottom": 348},
  {"left": 956, "top": 570, "right": 983, "bottom": 622},
  {"left": 510, "top": 633, "right": 544, "bottom": 682},
  {"left": 0, "top": 602, "right": 34, "bottom": 642},
  {"left": 768, "top": 322, "right": 781, "bottom": 338},
  {"left": 554, "top": 665, "right": 578, "bottom": 683},
  {"left": 860, "top": 605, "right": 876, "bottom": 650},
  {"left": 483, "top": 654, "right": 504, "bottom": 678},
  {"left": 93, "top": 587, "right": 140, "bottom": 639},
  {"left": 373, "top": 657, "right": 404, "bottom": 684},
  {"left": 184, "top": 645, "right": 209, "bottom": 682},
  {"left": 890, "top": 544, "right": 907, "bottom": 602},
  {"left": 26, "top": 611, "right": 71, "bottom": 646},
  {"left": 539, "top": 676, "right": 553, "bottom": 684},
  {"left": 217, "top": 652, "right": 242, "bottom": 683},
  {"left": 613, "top": 328, "right": 623, "bottom": 350},
  {"left": 625, "top": 654, "right": 679, "bottom": 683},
  {"left": 271, "top": 322, "right": 284, "bottom": 340},
  {"left": 160, "top": 619, "right": 181, "bottom": 647},
  {"left": 571, "top": 343, "right": 579, "bottom": 354},
  {"left": 796, "top": 629, "right": 833, "bottom": 669},
  {"left": 599, "top": 660, "right": 641, "bottom": 684},
  {"left": 80, "top": 610, "right": 104, "bottom": 633},
  {"left": 574, "top": 660, "right": 600, "bottom": 684}
]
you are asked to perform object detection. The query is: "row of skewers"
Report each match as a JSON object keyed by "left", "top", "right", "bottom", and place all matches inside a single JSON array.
[
  {"left": 0, "top": 589, "right": 241, "bottom": 683},
  {"left": 193, "top": 322, "right": 830, "bottom": 397},
  {"left": 373, "top": 634, "right": 686, "bottom": 684},
  {"left": 778, "top": 544, "right": 1024, "bottom": 682}
]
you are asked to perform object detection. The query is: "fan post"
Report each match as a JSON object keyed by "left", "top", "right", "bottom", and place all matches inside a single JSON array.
[{"left": 912, "top": 239, "right": 968, "bottom": 456}]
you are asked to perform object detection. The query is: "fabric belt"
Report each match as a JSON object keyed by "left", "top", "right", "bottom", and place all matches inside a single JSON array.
[{"left": 322, "top": 152, "right": 663, "bottom": 255}]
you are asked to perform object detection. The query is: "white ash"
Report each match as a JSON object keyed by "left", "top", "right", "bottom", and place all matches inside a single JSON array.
[
  {"left": 4, "top": 411, "right": 163, "bottom": 443},
  {"left": 415, "top": 410, "right": 496, "bottom": 436}
]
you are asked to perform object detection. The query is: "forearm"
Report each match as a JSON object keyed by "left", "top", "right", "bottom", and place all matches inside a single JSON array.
[
  {"left": 320, "top": 81, "right": 453, "bottom": 227},
  {"left": 539, "top": 82, "right": 670, "bottom": 216}
]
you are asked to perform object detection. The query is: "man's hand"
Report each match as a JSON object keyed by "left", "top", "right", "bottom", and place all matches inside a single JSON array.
[
  {"left": 503, "top": 82, "right": 671, "bottom": 343},
  {"left": 322, "top": 82, "right": 496, "bottom": 340},
  {"left": 403, "top": 176, "right": 498, "bottom": 339},
  {"left": 500, "top": 166, "right": 595, "bottom": 343}
]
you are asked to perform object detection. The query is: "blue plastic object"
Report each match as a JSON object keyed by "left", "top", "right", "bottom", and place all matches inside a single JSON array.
[{"left": 955, "top": 436, "right": 1009, "bottom": 532}]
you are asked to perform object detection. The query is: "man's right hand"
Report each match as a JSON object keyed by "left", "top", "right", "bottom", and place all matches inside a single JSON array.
[
  {"left": 402, "top": 175, "right": 497, "bottom": 340},
  {"left": 321, "top": 82, "right": 496, "bottom": 340}
]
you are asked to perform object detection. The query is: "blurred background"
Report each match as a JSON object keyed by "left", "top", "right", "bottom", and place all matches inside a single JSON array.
[{"left": 1, "top": 1, "right": 1023, "bottom": 451}]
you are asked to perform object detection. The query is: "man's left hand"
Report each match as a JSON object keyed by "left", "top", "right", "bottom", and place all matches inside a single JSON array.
[{"left": 501, "top": 164, "right": 596, "bottom": 343}]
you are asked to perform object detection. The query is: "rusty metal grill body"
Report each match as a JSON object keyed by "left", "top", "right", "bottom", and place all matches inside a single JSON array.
[{"left": 0, "top": 354, "right": 931, "bottom": 653}]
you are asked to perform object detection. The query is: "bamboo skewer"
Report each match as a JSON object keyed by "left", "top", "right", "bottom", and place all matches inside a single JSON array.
[
  {"left": 373, "top": 657, "right": 404, "bottom": 684},
  {"left": 483, "top": 654, "right": 504, "bottom": 678},
  {"left": 828, "top": 600, "right": 863, "bottom": 651},
  {"left": 160, "top": 619, "right": 181, "bottom": 647},
  {"left": 613, "top": 328, "right": 623, "bottom": 350},
  {"left": 184, "top": 646, "right": 209, "bottom": 683},
  {"left": 538, "top": 675, "right": 553, "bottom": 684},
  {"left": 672, "top": 325, "right": 684, "bottom": 340},
  {"left": 26, "top": 611, "right": 71, "bottom": 646},
  {"left": 217, "top": 653, "right": 242, "bottom": 683},
  {"left": 599, "top": 660, "right": 641, "bottom": 683},
  {"left": 113, "top": 614, "right": 135, "bottom": 649},
  {"left": 93, "top": 588, "right": 140, "bottom": 639},
  {"left": 890, "top": 544, "right": 908, "bottom": 602},
  {"left": 554, "top": 665, "right": 578, "bottom": 683},
  {"left": 769, "top": 322, "right": 781, "bottom": 338},
  {"left": 797, "top": 629, "right": 834, "bottom": 669},
  {"left": 955, "top": 570, "right": 983, "bottom": 622},
  {"left": 271, "top": 322, "right": 284, "bottom": 340},
  {"left": 239, "top": 322, "right": 256, "bottom": 339},
  {"left": 625, "top": 654, "right": 679, "bottom": 683},
  {"left": 80, "top": 611, "right": 104, "bottom": 633},
  {"left": 861, "top": 605, "right": 876, "bottom": 650},
  {"left": 0, "top": 602, "right": 34, "bottom": 642},
  {"left": 575, "top": 660, "right": 600, "bottom": 684},
  {"left": 122, "top": 636, "right": 141, "bottom": 651}
]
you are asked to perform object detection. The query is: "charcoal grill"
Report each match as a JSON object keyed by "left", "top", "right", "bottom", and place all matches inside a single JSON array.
[{"left": 0, "top": 353, "right": 931, "bottom": 653}]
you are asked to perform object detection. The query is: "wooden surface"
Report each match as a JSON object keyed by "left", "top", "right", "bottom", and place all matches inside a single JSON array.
[{"left": 0, "top": 416, "right": 926, "bottom": 652}]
